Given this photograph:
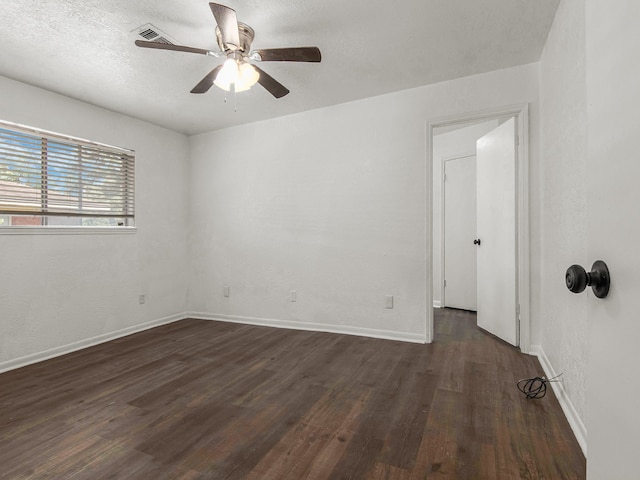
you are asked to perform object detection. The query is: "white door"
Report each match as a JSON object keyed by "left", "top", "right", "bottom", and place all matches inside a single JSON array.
[
  {"left": 475, "top": 118, "right": 517, "bottom": 346},
  {"left": 585, "top": 1, "right": 640, "bottom": 476},
  {"left": 443, "top": 155, "right": 477, "bottom": 310}
]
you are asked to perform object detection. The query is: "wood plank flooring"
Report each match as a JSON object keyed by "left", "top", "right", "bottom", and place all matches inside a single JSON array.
[{"left": 0, "top": 309, "right": 585, "bottom": 479}]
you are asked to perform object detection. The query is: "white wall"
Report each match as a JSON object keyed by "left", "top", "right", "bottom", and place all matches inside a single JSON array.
[
  {"left": 188, "top": 64, "right": 539, "bottom": 341},
  {"left": 0, "top": 76, "right": 190, "bottom": 369},
  {"left": 585, "top": 0, "right": 640, "bottom": 477},
  {"left": 536, "top": 0, "right": 588, "bottom": 446},
  {"left": 432, "top": 120, "right": 499, "bottom": 307}
]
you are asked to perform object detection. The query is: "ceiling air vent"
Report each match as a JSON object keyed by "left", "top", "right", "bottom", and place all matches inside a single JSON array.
[{"left": 134, "top": 23, "right": 178, "bottom": 45}]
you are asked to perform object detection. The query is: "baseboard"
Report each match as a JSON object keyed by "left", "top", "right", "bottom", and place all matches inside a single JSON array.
[
  {"left": 433, "top": 301, "right": 442, "bottom": 308},
  {"left": 530, "top": 344, "right": 587, "bottom": 457},
  {"left": 0, "top": 313, "right": 185, "bottom": 374},
  {"left": 186, "top": 311, "right": 427, "bottom": 344},
  {"left": 0, "top": 311, "right": 427, "bottom": 374}
]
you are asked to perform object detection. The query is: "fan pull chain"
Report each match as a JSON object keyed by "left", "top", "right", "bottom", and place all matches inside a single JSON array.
[{"left": 222, "top": 87, "right": 239, "bottom": 112}]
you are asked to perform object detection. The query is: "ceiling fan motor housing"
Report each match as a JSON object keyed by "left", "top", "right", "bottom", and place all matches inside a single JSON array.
[{"left": 216, "top": 22, "right": 255, "bottom": 54}]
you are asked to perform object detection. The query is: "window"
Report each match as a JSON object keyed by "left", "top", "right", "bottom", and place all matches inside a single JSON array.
[{"left": 0, "top": 121, "right": 134, "bottom": 228}]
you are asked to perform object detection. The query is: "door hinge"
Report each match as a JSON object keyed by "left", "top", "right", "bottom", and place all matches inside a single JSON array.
[
  {"left": 443, "top": 172, "right": 447, "bottom": 182},
  {"left": 515, "top": 135, "right": 520, "bottom": 146},
  {"left": 516, "top": 304, "right": 521, "bottom": 318},
  {"left": 444, "top": 279, "right": 447, "bottom": 287}
]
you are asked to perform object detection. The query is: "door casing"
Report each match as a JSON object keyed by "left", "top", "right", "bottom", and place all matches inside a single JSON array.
[{"left": 426, "top": 104, "right": 530, "bottom": 353}]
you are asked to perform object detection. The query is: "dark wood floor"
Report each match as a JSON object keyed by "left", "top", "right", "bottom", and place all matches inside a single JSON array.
[{"left": 0, "top": 309, "right": 585, "bottom": 479}]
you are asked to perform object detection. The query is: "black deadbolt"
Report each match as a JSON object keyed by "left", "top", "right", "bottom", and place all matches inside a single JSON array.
[
  {"left": 565, "top": 260, "right": 610, "bottom": 298},
  {"left": 473, "top": 239, "right": 481, "bottom": 246}
]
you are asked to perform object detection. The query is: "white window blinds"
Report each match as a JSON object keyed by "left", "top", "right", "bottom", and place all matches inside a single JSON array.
[{"left": 0, "top": 121, "right": 134, "bottom": 226}]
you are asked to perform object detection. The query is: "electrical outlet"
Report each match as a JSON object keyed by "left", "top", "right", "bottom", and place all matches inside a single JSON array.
[
  {"left": 290, "top": 290, "right": 297, "bottom": 302},
  {"left": 223, "top": 285, "right": 230, "bottom": 297},
  {"left": 138, "top": 294, "right": 146, "bottom": 305}
]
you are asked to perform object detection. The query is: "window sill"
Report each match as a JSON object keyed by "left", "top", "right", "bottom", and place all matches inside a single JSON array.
[{"left": 0, "top": 226, "right": 137, "bottom": 235}]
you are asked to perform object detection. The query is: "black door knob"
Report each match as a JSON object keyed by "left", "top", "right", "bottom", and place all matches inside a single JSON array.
[
  {"left": 565, "top": 260, "right": 610, "bottom": 298},
  {"left": 473, "top": 239, "right": 481, "bottom": 246}
]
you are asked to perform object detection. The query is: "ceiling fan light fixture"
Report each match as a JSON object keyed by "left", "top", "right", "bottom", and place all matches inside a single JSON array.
[
  {"left": 213, "top": 58, "right": 238, "bottom": 91},
  {"left": 237, "top": 62, "right": 259, "bottom": 90},
  {"left": 213, "top": 58, "right": 259, "bottom": 92}
]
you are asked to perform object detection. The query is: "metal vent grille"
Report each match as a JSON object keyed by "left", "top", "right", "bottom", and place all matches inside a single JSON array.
[
  {"left": 139, "top": 28, "right": 159, "bottom": 40},
  {"left": 134, "top": 23, "right": 177, "bottom": 45}
]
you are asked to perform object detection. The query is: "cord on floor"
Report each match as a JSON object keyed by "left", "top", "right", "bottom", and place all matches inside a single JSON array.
[{"left": 517, "top": 373, "right": 563, "bottom": 399}]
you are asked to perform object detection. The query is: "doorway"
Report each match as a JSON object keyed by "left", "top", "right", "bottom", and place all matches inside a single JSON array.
[{"left": 426, "top": 105, "right": 530, "bottom": 352}]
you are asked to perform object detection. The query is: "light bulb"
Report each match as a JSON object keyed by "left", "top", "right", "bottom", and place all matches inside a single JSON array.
[
  {"left": 214, "top": 59, "right": 259, "bottom": 92},
  {"left": 235, "top": 63, "right": 260, "bottom": 92},
  {"left": 214, "top": 58, "right": 239, "bottom": 91}
]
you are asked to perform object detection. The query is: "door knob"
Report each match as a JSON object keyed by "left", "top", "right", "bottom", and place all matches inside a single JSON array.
[
  {"left": 473, "top": 239, "right": 481, "bottom": 246},
  {"left": 565, "top": 260, "right": 610, "bottom": 298}
]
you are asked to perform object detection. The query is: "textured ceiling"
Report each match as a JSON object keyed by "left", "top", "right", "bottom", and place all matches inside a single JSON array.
[{"left": 0, "top": 0, "right": 559, "bottom": 135}]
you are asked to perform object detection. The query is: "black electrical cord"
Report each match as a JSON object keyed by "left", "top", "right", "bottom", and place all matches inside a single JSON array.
[{"left": 517, "top": 373, "right": 563, "bottom": 399}]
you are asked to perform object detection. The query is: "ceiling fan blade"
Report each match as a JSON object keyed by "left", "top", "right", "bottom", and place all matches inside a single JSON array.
[
  {"left": 251, "top": 47, "right": 321, "bottom": 63},
  {"left": 209, "top": 3, "right": 240, "bottom": 50},
  {"left": 190, "top": 65, "right": 223, "bottom": 94},
  {"left": 135, "top": 39, "right": 212, "bottom": 56},
  {"left": 253, "top": 66, "right": 289, "bottom": 98}
]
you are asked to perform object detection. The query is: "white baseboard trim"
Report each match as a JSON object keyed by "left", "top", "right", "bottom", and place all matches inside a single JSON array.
[
  {"left": 433, "top": 301, "right": 442, "bottom": 308},
  {"left": 186, "top": 311, "right": 427, "bottom": 344},
  {"left": 0, "top": 313, "right": 185, "bottom": 374},
  {"left": 0, "top": 311, "right": 427, "bottom": 375},
  {"left": 530, "top": 344, "right": 587, "bottom": 457}
]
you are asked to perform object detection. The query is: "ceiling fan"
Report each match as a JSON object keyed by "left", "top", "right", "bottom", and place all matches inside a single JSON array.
[{"left": 135, "top": 2, "right": 321, "bottom": 98}]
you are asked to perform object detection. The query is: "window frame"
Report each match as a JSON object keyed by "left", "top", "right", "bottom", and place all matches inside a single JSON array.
[{"left": 0, "top": 120, "right": 136, "bottom": 234}]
